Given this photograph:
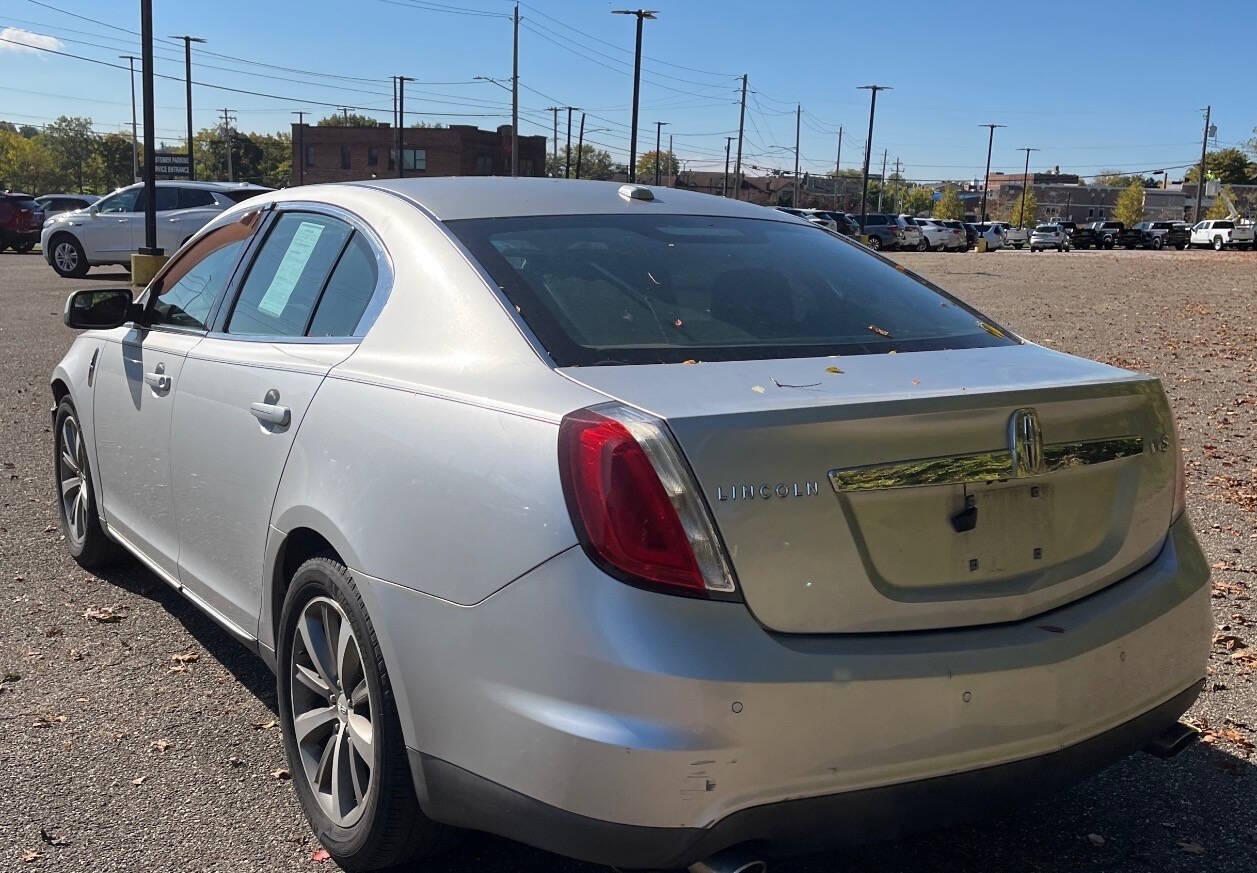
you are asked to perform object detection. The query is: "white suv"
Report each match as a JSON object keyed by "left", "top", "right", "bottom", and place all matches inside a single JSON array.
[{"left": 42, "top": 180, "right": 270, "bottom": 277}]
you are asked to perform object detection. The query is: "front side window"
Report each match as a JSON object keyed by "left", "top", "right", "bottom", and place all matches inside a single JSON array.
[
  {"left": 226, "top": 212, "right": 353, "bottom": 337},
  {"left": 147, "top": 210, "right": 261, "bottom": 330},
  {"left": 96, "top": 188, "right": 139, "bottom": 214},
  {"left": 450, "top": 214, "right": 1017, "bottom": 367}
]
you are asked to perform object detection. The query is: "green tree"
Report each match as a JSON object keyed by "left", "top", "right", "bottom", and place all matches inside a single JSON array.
[
  {"left": 94, "top": 133, "right": 135, "bottom": 190},
  {"left": 42, "top": 116, "right": 97, "bottom": 192},
  {"left": 898, "top": 186, "right": 933, "bottom": 216},
  {"left": 316, "top": 113, "right": 379, "bottom": 127},
  {"left": 634, "top": 149, "right": 678, "bottom": 182},
  {"left": 1113, "top": 178, "right": 1145, "bottom": 227},
  {"left": 1183, "top": 148, "right": 1255, "bottom": 185},
  {"left": 998, "top": 186, "right": 1039, "bottom": 227},
  {"left": 934, "top": 184, "right": 965, "bottom": 220},
  {"left": 0, "top": 129, "right": 57, "bottom": 192},
  {"left": 1206, "top": 184, "right": 1237, "bottom": 219},
  {"left": 545, "top": 143, "right": 614, "bottom": 180}
]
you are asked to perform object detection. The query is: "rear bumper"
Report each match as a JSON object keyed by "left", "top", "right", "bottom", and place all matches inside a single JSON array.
[{"left": 357, "top": 516, "right": 1210, "bottom": 868}]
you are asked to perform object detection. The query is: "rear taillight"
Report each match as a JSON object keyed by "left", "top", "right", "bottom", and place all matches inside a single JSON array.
[{"left": 558, "top": 403, "right": 737, "bottom": 597}]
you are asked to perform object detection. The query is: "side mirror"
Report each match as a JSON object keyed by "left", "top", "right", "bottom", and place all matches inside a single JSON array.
[{"left": 63, "top": 289, "right": 140, "bottom": 330}]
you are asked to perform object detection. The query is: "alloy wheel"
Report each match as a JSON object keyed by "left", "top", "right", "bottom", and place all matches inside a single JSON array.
[
  {"left": 54, "top": 241, "right": 79, "bottom": 273},
  {"left": 57, "top": 415, "right": 88, "bottom": 546},
  {"left": 290, "top": 596, "right": 374, "bottom": 827}
]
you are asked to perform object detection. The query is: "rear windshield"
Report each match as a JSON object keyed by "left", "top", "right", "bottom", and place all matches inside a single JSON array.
[
  {"left": 449, "top": 214, "right": 1016, "bottom": 366},
  {"left": 4, "top": 196, "right": 39, "bottom": 209},
  {"left": 899, "top": 216, "right": 917, "bottom": 225},
  {"left": 1034, "top": 225, "right": 1058, "bottom": 232}
]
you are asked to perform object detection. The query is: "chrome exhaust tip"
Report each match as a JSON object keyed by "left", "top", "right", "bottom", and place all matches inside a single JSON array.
[
  {"left": 1145, "top": 720, "right": 1199, "bottom": 759},
  {"left": 689, "top": 847, "right": 767, "bottom": 873}
]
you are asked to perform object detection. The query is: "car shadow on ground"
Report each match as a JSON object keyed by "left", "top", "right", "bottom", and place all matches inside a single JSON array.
[
  {"left": 81, "top": 271, "right": 132, "bottom": 282},
  {"left": 87, "top": 552, "right": 1257, "bottom": 873}
]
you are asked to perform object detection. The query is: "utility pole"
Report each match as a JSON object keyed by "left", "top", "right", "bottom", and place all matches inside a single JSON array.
[
  {"left": 220, "top": 108, "right": 235, "bottom": 182},
  {"left": 654, "top": 121, "right": 668, "bottom": 185},
  {"left": 1193, "top": 105, "right": 1211, "bottom": 224},
  {"left": 119, "top": 55, "right": 139, "bottom": 182},
  {"left": 291, "top": 111, "right": 307, "bottom": 185},
  {"left": 575, "top": 112, "right": 586, "bottom": 178},
  {"left": 892, "top": 156, "right": 902, "bottom": 213},
  {"left": 140, "top": 0, "right": 159, "bottom": 255},
  {"left": 337, "top": 106, "right": 351, "bottom": 122},
  {"left": 834, "top": 126, "right": 843, "bottom": 205},
  {"left": 1017, "top": 147, "right": 1039, "bottom": 228},
  {"left": 876, "top": 148, "right": 887, "bottom": 211},
  {"left": 668, "top": 133, "right": 673, "bottom": 185},
  {"left": 792, "top": 104, "right": 801, "bottom": 207},
  {"left": 857, "top": 84, "right": 891, "bottom": 231},
  {"left": 397, "top": 75, "right": 413, "bottom": 178},
  {"left": 169, "top": 34, "right": 205, "bottom": 180},
  {"left": 977, "top": 122, "right": 1005, "bottom": 223},
  {"left": 733, "top": 74, "right": 747, "bottom": 199},
  {"left": 723, "top": 135, "right": 734, "bottom": 197},
  {"left": 545, "top": 106, "right": 560, "bottom": 167},
  {"left": 511, "top": 2, "right": 519, "bottom": 176},
  {"left": 564, "top": 106, "right": 578, "bottom": 178},
  {"left": 612, "top": 9, "right": 657, "bottom": 183}
]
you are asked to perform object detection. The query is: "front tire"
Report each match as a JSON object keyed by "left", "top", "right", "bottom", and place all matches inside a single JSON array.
[
  {"left": 1213, "top": 236, "right": 1224, "bottom": 251},
  {"left": 868, "top": 235, "right": 882, "bottom": 251},
  {"left": 915, "top": 239, "right": 927, "bottom": 251},
  {"left": 50, "top": 234, "right": 89, "bottom": 278},
  {"left": 277, "top": 558, "right": 450, "bottom": 872},
  {"left": 12, "top": 239, "right": 35, "bottom": 253},
  {"left": 54, "top": 398, "right": 121, "bottom": 568}
]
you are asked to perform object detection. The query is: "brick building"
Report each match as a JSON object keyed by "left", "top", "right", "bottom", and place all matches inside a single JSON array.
[{"left": 290, "top": 123, "right": 547, "bottom": 186}]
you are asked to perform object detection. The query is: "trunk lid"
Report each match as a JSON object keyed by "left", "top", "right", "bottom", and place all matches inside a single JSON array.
[{"left": 561, "top": 344, "right": 1177, "bottom": 633}]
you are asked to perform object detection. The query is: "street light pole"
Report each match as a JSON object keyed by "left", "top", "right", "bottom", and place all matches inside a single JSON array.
[
  {"left": 856, "top": 84, "right": 890, "bottom": 231},
  {"left": 512, "top": 2, "right": 519, "bottom": 176},
  {"left": 575, "top": 112, "right": 586, "bottom": 178},
  {"left": 978, "top": 122, "right": 1006, "bottom": 223},
  {"left": 792, "top": 104, "right": 801, "bottom": 207},
  {"left": 1193, "top": 105, "right": 1211, "bottom": 224},
  {"left": 654, "top": 121, "right": 668, "bottom": 185},
  {"left": 612, "top": 9, "right": 657, "bottom": 183},
  {"left": 565, "top": 106, "right": 579, "bottom": 178},
  {"left": 396, "top": 75, "right": 413, "bottom": 178},
  {"left": 141, "top": 1, "right": 159, "bottom": 255},
  {"left": 1017, "top": 147, "right": 1039, "bottom": 228},
  {"left": 119, "top": 54, "right": 139, "bottom": 182},
  {"left": 169, "top": 34, "right": 205, "bottom": 180}
]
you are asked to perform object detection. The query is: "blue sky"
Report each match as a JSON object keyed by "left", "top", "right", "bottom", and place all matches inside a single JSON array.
[{"left": 1, "top": 0, "right": 1253, "bottom": 182}]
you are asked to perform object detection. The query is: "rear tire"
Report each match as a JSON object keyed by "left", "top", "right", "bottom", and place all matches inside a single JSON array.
[
  {"left": 278, "top": 558, "right": 452, "bottom": 872},
  {"left": 1152, "top": 236, "right": 1163, "bottom": 250},
  {"left": 50, "top": 234, "right": 89, "bottom": 278},
  {"left": 868, "top": 235, "right": 882, "bottom": 251},
  {"left": 1213, "top": 236, "right": 1224, "bottom": 251},
  {"left": 53, "top": 397, "right": 122, "bottom": 569},
  {"left": 12, "top": 239, "right": 35, "bottom": 254}
]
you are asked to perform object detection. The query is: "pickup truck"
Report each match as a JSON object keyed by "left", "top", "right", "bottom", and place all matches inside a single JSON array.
[
  {"left": 1083, "top": 220, "right": 1123, "bottom": 249},
  {"left": 1190, "top": 219, "right": 1255, "bottom": 251},
  {"left": 1002, "top": 224, "right": 1029, "bottom": 248},
  {"left": 1118, "top": 221, "right": 1190, "bottom": 250},
  {"left": 1054, "top": 221, "right": 1098, "bottom": 250}
]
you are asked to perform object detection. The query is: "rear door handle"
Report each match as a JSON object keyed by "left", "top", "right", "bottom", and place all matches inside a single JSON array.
[{"left": 249, "top": 402, "right": 291, "bottom": 427}]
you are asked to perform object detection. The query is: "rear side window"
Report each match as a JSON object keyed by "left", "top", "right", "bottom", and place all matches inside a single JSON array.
[
  {"left": 179, "top": 187, "right": 217, "bottom": 208},
  {"left": 1214, "top": 220, "right": 1234, "bottom": 229},
  {"left": 449, "top": 214, "right": 1016, "bottom": 366},
  {"left": 226, "top": 212, "right": 352, "bottom": 337},
  {"left": 135, "top": 187, "right": 180, "bottom": 212},
  {"left": 222, "top": 189, "right": 264, "bottom": 204},
  {"left": 307, "top": 234, "right": 378, "bottom": 337}
]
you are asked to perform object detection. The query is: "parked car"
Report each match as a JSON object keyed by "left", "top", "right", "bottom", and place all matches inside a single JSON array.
[
  {"left": 972, "top": 223, "right": 1005, "bottom": 250},
  {"left": 35, "top": 193, "right": 99, "bottom": 221},
  {"left": 811, "top": 210, "right": 861, "bottom": 237},
  {"left": 1082, "top": 220, "right": 1123, "bottom": 250},
  {"left": 41, "top": 180, "right": 271, "bottom": 277},
  {"left": 1002, "top": 224, "right": 1030, "bottom": 249},
  {"left": 0, "top": 191, "right": 46, "bottom": 252},
  {"left": 53, "top": 178, "right": 1208, "bottom": 873},
  {"left": 857, "top": 213, "right": 901, "bottom": 250},
  {"left": 895, "top": 215, "right": 925, "bottom": 250},
  {"left": 1118, "top": 221, "right": 1189, "bottom": 251},
  {"left": 1029, "top": 223, "right": 1071, "bottom": 252},
  {"left": 1054, "top": 221, "right": 1098, "bottom": 250},
  {"left": 1189, "top": 219, "right": 1255, "bottom": 251},
  {"left": 918, "top": 217, "right": 965, "bottom": 251}
]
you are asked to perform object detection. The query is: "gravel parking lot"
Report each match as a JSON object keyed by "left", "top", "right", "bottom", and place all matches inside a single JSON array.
[{"left": 1, "top": 246, "right": 1253, "bottom": 872}]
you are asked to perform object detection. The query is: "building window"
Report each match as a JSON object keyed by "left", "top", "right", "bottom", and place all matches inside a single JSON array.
[
  {"left": 388, "top": 148, "right": 395, "bottom": 170},
  {"left": 519, "top": 158, "right": 534, "bottom": 176},
  {"left": 340, "top": 145, "right": 351, "bottom": 170},
  {"left": 305, "top": 144, "right": 315, "bottom": 166},
  {"left": 368, "top": 146, "right": 379, "bottom": 166},
  {"left": 402, "top": 147, "right": 426, "bottom": 172},
  {"left": 474, "top": 154, "right": 493, "bottom": 175}
]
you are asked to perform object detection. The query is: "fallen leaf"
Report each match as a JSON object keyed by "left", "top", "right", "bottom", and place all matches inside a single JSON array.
[
  {"left": 866, "top": 323, "right": 891, "bottom": 338},
  {"left": 150, "top": 738, "right": 172, "bottom": 753},
  {"left": 21, "top": 849, "right": 41, "bottom": 863},
  {"left": 39, "top": 827, "right": 69, "bottom": 847},
  {"left": 1213, "top": 633, "right": 1247, "bottom": 651},
  {"left": 682, "top": 359, "right": 697, "bottom": 365},
  {"left": 1087, "top": 833, "right": 1106, "bottom": 846},
  {"left": 911, "top": 378, "right": 921, "bottom": 385},
  {"left": 750, "top": 385, "right": 765, "bottom": 394},
  {"left": 170, "top": 652, "right": 199, "bottom": 664},
  {"left": 229, "top": 756, "right": 244, "bottom": 768},
  {"left": 131, "top": 776, "right": 146, "bottom": 786},
  {"left": 311, "top": 848, "right": 331, "bottom": 863},
  {"left": 252, "top": 720, "right": 277, "bottom": 731},
  {"left": 825, "top": 366, "right": 843, "bottom": 374},
  {"left": 3, "top": 671, "right": 20, "bottom": 683},
  {"left": 83, "top": 606, "right": 126, "bottom": 623},
  {"left": 1178, "top": 841, "right": 1206, "bottom": 855},
  {"left": 272, "top": 768, "right": 291, "bottom": 781}
]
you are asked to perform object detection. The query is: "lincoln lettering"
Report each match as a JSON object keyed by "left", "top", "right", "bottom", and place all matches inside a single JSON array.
[{"left": 715, "top": 481, "right": 820, "bottom": 501}]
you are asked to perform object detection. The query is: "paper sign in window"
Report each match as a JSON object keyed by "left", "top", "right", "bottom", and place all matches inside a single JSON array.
[{"left": 257, "top": 221, "right": 325, "bottom": 317}]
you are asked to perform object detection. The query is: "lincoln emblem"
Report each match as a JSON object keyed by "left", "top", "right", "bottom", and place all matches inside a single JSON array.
[{"left": 1009, "top": 407, "right": 1045, "bottom": 477}]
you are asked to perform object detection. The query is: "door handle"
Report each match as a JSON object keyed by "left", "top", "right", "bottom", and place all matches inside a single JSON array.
[
  {"left": 249, "top": 402, "right": 291, "bottom": 427},
  {"left": 117, "top": 218, "right": 129, "bottom": 223},
  {"left": 143, "top": 362, "right": 170, "bottom": 393}
]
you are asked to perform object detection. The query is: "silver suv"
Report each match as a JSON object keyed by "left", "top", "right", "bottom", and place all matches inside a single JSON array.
[{"left": 1029, "top": 223, "right": 1070, "bottom": 252}]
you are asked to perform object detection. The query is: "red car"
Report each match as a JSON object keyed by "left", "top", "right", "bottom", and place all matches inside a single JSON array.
[{"left": 0, "top": 192, "right": 46, "bottom": 253}]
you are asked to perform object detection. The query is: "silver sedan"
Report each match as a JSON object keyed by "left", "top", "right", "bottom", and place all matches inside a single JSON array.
[{"left": 52, "top": 178, "right": 1210, "bottom": 872}]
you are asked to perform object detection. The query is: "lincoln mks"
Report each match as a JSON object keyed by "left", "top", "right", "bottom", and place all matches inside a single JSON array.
[{"left": 52, "top": 178, "right": 1210, "bottom": 872}]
